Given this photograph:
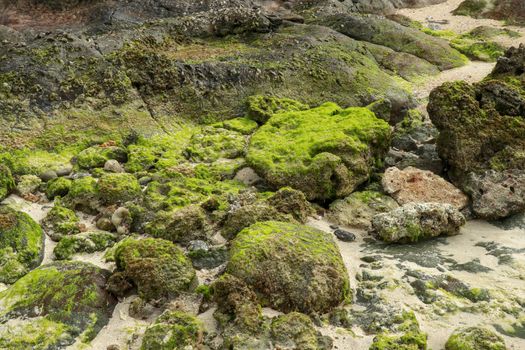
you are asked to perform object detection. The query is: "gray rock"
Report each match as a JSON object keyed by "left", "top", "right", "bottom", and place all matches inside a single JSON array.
[
  {"left": 104, "top": 159, "right": 125, "bottom": 173},
  {"left": 463, "top": 170, "right": 525, "bottom": 220},
  {"left": 39, "top": 170, "right": 58, "bottom": 182},
  {"left": 56, "top": 165, "right": 73, "bottom": 177},
  {"left": 334, "top": 229, "right": 356, "bottom": 242},
  {"left": 16, "top": 175, "right": 42, "bottom": 196},
  {"left": 370, "top": 202, "right": 466, "bottom": 243},
  {"left": 234, "top": 167, "right": 263, "bottom": 187}
]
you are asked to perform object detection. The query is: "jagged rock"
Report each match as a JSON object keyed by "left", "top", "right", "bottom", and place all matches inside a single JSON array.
[
  {"left": 370, "top": 203, "right": 466, "bottom": 243},
  {"left": 382, "top": 167, "right": 469, "bottom": 209}
]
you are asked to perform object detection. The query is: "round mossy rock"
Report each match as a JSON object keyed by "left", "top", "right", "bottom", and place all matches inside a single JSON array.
[
  {"left": 0, "top": 261, "right": 116, "bottom": 349},
  {"left": 0, "top": 206, "right": 44, "bottom": 283},
  {"left": 45, "top": 177, "right": 72, "bottom": 199},
  {"left": 227, "top": 221, "right": 350, "bottom": 313},
  {"left": 76, "top": 145, "right": 127, "bottom": 169},
  {"left": 42, "top": 203, "right": 80, "bottom": 241},
  {"left": 98, "top": 172, "right": 141, "bottom": 204},
  {"left": 445, "top": 327, "right": 507, "bottom": 350},
  {"left": 0, "top": 164, "right": 15, "bottom": 201},
  {"left": 246, "top": 102, "right": 391, "bottom": 201},
  {"left": 113, "top": 238, "right": 196, "bottom": 301}
]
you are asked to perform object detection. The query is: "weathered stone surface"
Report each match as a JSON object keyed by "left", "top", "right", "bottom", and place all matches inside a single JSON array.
[
  {"left": 370, "top": 203, "right": 466, "bottom": 243},
  {"left": 382, "top": 167, "right": 469, "bottom": 209},
  {"left": 445, "top": 327, "right": 507, "bottom": 350}
]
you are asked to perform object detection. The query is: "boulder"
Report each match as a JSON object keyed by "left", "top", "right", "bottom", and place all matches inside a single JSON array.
[
  {"left": 98, "top": 173, "right": 142, "bottom": 205},
  {"left": 15, "top": 175, "right": 42, "bottom": 197},
  {"left": 146, "top": 205, "right": 211, "bottom": 244},
  {"left": 76, "top": 145, "right": 127, "bottom": 169},
  {"left": 247, "top": 103, "right": 390, "bottom": 201},
  {"left": 53, "top": 231, "right": 117, "bottom": 260},
  {"left": 445, "top": 327, "right": 507, "bottom": 350},
  {"left": 0, "top": 206, "right": 44, "bottom": 283},
  {"left": 45, "top": 177, "right": 72, "bottom": 199},
  {"left": 42, "top": 204, "right": 80, "bottom": 242},
  {"left": 0, "top": 165, "right": 15, "bottom": 201},
  {"left": 140, "top": 311, "right": 204, "bottom": 350},
  {"left": 0, "top": 261, "right": 116, "bottom": 349},
  {"left": 370, "top": 203, "right": 466, "bottom": 243},
  {"left": 382, "top": 167, "right": 469, "bottom": 209},
  {"left": 227, "top": 221, "right": 350, "bottom": 313}
]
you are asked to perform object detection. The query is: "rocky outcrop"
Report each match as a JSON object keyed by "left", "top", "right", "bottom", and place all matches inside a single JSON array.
[
  {"left": 453, "top": 0, "right": 525, "bottom": 25},
  {"left": 370, "top": 203, "right": 466, "bottom": 243},
  {"left": 382, "top": 166, "right": 469, "bottom": 209}
]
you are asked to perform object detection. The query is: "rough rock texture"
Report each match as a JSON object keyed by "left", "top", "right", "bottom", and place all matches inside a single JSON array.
[
  {"left": 382, "top": 167, "right": 469, "bottom": 209},
  {"left": 453, "top": 0, "right": 525, "bottom": 25},
  {"left": 247, "top": 103, "right": 390, "bottom": 201},
  {"left": 0, "top": 261, "right": 116, "bottom": 349},
  {"left": 0, "top": 206, "right": 44, "bottom": 283},
  {"left": 42, "top": 203, "right": 80, "bottom": 241},
  {"left": 0, "top": 165, "right": 15, "bottom": 200},
  {"left": 326, "top": 190, "right": 399, "bottom": 229},
  {"left": 227, "top": 221, "right": 350, "bottom": 313},
  {"left": 463, "top": 170, "right": 525, "bottom": 220},
  {"left": 140, "top": 311, "right": 203, "bottom": 350},
  {"left": 445, "top": 327, "right": 507, "bottom": 350},
  {"left": 370, "top": 203, "right": 466, "bottom": 243}
]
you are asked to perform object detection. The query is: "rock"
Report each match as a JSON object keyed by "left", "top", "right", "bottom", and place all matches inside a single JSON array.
[
  {"left": 334, "top": 229, "right": 356, "bottom": 242},
  {"left": 247, "top": 102, "right": 391, "bottom": 201},
  {"left": 267, "top": 187, "right": 315, "bottom": 223},
  {"left": 45, "top": 177, "right": 72, "bottom": 199},
  {"left": 42, "top": 204, "right": 80, "bottom": 241},
  {"left": 0, "top": 165, "right": 15, "bottom": 201},
  {"left": 53, "top": 231, "right": 116, "bottom": 260},
  {"left": 98, "top": 173, "right": 142, "bottom": 205},
  {"left": 370, "top": 203, "right": 466, "bottom": 243},
  {"left": 246, "top": 95, "right": 309, "bottom": 124},
  {"left": 76, "top": 145, "right": 127, "bottom": 169},
  {"left": 271, "top": 312, "right": 332, "bottom": 350},
  {"left": 146, "top": 205, "right": 211, "bottom": 244},
  {"left": 0, "top": 261, "right": 116, "bottom": 349},
  {"left": 112, "top": 238, "right": 196, "bottom": 302},
  {"left": 445, "top": 327, "right": 507, "bottom": 350},
  {"left": 15, "top": 175, "right": 42, "bottom": 196},
  {"left": 140, "top": 311, "right": 204, "bottom": 350},
  {"left": 39, "top": 169, "right": 58, "bottom": 182},
  {"left": 234, "top": 167, "right": 263, "bottom": 187},
  {"left": 227, "top": 221, "right": 350, "bottom": 313},
  {"left": 97, "top": 217, "right": 115, "bottom": 231},
  {"left": 185, "top": 126, "right": 246, "bottom": 163},
  {"left": 188, "top": 245, "right": 229, "bottom": 270},
  {"left": 0, "top": 206, "right": 44, "bottom": 284},
  {"left": 382, "top": 167, "right": 469, "bottom": 209},
  {"left": 55, "top": 165, "right": 73, "bottom": 177},
  {"left": 111, "top": 206, "right": 132, "bottom": 235},
  {"left": 104, "top": 159, "right": 125, "bottom": 173},
  {"left": 369, "top": 311, "right": 427, "bottom": 350},
  {"left": 63, "top": 176, "right": 100, "bottom": 214},
  {"left": 129, "top": 297, "right": 157, "bottom": 320},
  {"left": 453, "top": 0, "right": 525, "bottom": 25},
  {"left": 326, "top": 190, "right": 399, "bottom": 229},
  {"left": 463, "top": 170, "right": 525, "bottom": 220}
]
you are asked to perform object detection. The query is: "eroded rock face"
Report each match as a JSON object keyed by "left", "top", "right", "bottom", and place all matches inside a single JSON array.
[
  {"left": 382, "top": 166, "right": 469, "bottom": 209},
  {"left": 370, "top": 203, "right": 466, "bottom": 243},
  {"left": 227, "top": 221, "right": 350, "bottom": 313}
]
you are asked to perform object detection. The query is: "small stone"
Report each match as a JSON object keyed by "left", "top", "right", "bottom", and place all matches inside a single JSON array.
[
  {"left": 104, "top": 159, "right": 125, "bottom": 173},
  {"left": 329, "top": 224, "right": 339, "bottom": 230},
  {"left": 333, "top": 229, "right": 356, "bottom": 242},
  {"left": 16, "top": 175, "right": 42, "bottom": 196},
  {"left": 234, "top": 167, "right": 262, "bottom": 187},
  {"left": 56, "top": 166, "right": 73, "bottom": 177},
  {"left": 96, "top": 217, "right": 115, "bottom": 232},
  {"left": 39, "top": 170, "right": 58, "bottom": 182},
  {"left": 138, "top": 176, "right": 152, "bottom": 186},
  {"left": 188, "top": 240, "right": 209, "bottom": 252}
]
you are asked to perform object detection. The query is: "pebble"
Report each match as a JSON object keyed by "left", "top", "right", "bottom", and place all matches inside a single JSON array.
[{"left": 334, "top": 229, "right": 356, "bottom": 242}]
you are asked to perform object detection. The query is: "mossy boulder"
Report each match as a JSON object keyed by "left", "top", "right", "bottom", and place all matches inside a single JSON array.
[
  {"left": 247, "top": 102, "right": 391, "bottom": 201},
  {"left": 0, "top": 164, "right": 15, "bottom": 201},
  {"left": 53, "top": 231, "right": 117, "bottom": 260},
  {"left": 76, "top": 145, "right": 127, "bottom": 169},
  {"left": 140, "top": 311, "right": 204, "bottom": 350},
  {"left": 220, "top": 117, "right": 259, "bottom": 135},
  {"left": 0, "top": 261, "right": 116, "bottom": 349},
  {"left": 42, "top": 204, "right": 80, "bottom": 241},
  {"left": 112, "top": 238, "right": 196, "bottom": 301},
  {"left": 63, "top": 176, "right": 100, "bottom": 213},
  {"left": 0, "top": 206, "right": 44, "bottom": 284},
  {"left": 45, "top": 177, "right": 72, "bottom": 199},
  {"left": 445, "top": 327, "right": 507, "bottom": 350},
  {"left": 246, "top": 95, "right": 309, "bottom": 124},
  {"left": 369, "top": 311, "right": 427, "bottom": 350},
  {"left": 185, "top": 126, "right": 246, "bottom": 163},
  {"left": 271, "top": 312, "right": 332, "bottom": 350},
  {"left": 15, "top": 175, "right": 42, "bottom": 197},
  {"left": 227, "top": 221, "right": 350, "bottom": 313},
  {"left": 98, "top": 172, "right": 141, "bottom": 204},
  {"left": 267, "top": 187, "right": 315, "bottom": 223}
]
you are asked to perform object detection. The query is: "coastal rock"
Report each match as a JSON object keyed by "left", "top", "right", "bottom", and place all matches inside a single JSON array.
[
  {"left": 445, "top": 327, "right": 507, "bottom": 350},
  {"left": 370, "top": 203, "right": 466, "bottom": 243},
  {"left": 0, "top": 165, "right": 15, "bottom": 201},
  {"left": 382, "top": 167, "right": 469, "bottom": 209}
]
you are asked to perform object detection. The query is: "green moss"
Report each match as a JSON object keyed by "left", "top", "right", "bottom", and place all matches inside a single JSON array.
[
  {"left": 185, "top": 126, "right": 246, "bottom": 163},
  {"left": 246, "top": 95, "right": 309, "bottom": 123},
  {"left": 271, "top": 312, "right": 325, "bottom": 350},
  {"left": 0, "top": 317, "right": 68, "bottom": 350},
  {"left": 45, "top": 177, "right": 72, "bottom": 199},
  {"left": 0, "top": 149, "right": 72, "bottom": 176},
  {"left": 42, "top": 204, "right": 80, "bottom": 241},
  {"left": 227, "top": 221, "right": 350, "bottom": 313},
  {"left": 113, "top": 238, "right": 196, "bottom": 301},
  {"left": 54, "top": 231, "right": 117, "bottom": 260},
  {"left": 453, "top": 0, "right": 487, "bottom": 17},
  {"left": 63, "top": 176, "right": 99, "bottom": 213},
  {"left": 369, "top": 311, "right": 427, "bottom": 350},
  {"left": 76, "top": 145, "right": 127, "bottom": 169},
  {"left": 145, "top": 205, "right": 209, "bottom": 244},
  {"left": 219, "top": 117, "right": 259, "bottom": 135},
  {"left": 0, "top": 164, "right": 15, "bottom": 200},
  {"left": 195, "top": 284, "right": 213, "bottom": 301},
  {"left": 0, "top": 206, "right": 44, "bottom": 283},
  {"left": 140, "top": 311, "right": 203, "bottom": 350},
  {"left": 97, "top": 173, "right": 141, "bottom": 204},
  {"left": 246, "top": 102, "right": 391, "bottom": 201},
  {"left": 445, "top": 327, "right": 507, "bottom": 350}
]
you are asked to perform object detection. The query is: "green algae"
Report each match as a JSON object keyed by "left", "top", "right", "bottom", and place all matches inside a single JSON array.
[
  {"left": 140, "top": 311, "right": 203, "bottom": 350},
  {"left": 42, "top": 203, "right": 80, "bottom": 241},
  {"left": 97, "top": 173, "right": 141, "bottom": 204},
  {"left": 0, "top": 165, "right": 15, "bottom": 200},
  {"left": 445, "top": 327, "right": 507, "bottom": 350},
  {"left": 45, "top": 177, "right": 72, "bottom": 199},
  {"left": 54, "top": 231, "right": 117, "bottom": 260}
]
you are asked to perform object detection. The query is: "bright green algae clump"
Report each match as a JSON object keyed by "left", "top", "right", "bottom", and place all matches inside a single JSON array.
[
  {"left": 227, "top": 220, "right": 350, "bottom": 314},
  {"left": 0, "top": 206, "right": 44, "bottom": 283},
  {"left": 0, "top": 165, "right": 15, "bottom": 200},
  {"left": 246, "top": 102, "right": 390, "bottom": 201},
  {"left": 141, "top": 311, "right": 204, "bottom": 350},
  {"left": 445, "top": 327, "right": 507, "bottom": 350},
  {"left": 0, "top": 261, "right": 116, "bottom": 349},
  {"left": 369, "top": 311, "right": 428, "bottom": 350}
]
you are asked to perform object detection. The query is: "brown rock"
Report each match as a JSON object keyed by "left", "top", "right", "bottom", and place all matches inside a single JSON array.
[{"left": 382, "top": 166, "right": 469, "bottom": 209}]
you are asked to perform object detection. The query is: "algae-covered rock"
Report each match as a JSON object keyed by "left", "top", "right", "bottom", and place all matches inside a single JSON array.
[
  {"left": 0, "top": 165, "right": 15, "bottom": 201},
  {"left": 112, "top": 238, "right": 196, "bottom": 301},
  {"left": 267, "top": 187, "right": 315, "bottom": 223},
  {"left": 246, "top": 95, "right": 309, "bottom": 124},
  {"left": 42, "top": 204, "right": 80, "bottom": 241},
  {"left": 76, "top": 145, "right": 127, "bottom": 169},
  {"left": 227, "top": 221, "right": 350, "bottom": 313},
  {"left": 140, "top": 311, "right": 204, "bottom": 350},
  {"left": 185, "top": 126, "right": 246, "bottom": 163},
  {"left": 15, "top": 175, "right": 42, "bottom": 197},
  {"left": 221, "top": 117, "right": 259, "bottom": 135},
  {"left": 369, "top": 311, "right": 427, "bottom": 350},
  {"left": 327, "top": 190, "right": 399, "bottom": 229},
  {"left": 63, "top": 176, "right": 100, "bottom": 213},
  {"left": 98, "top": 172, "right": 141, "bottom": 204},
  {"left": 0, "top": 261, "right": 116, "bottom": 349},
  {"left": 0, "top": 206, "right": 44, "bottom": 284},
  {"left": 271, "top": 312, "right": 332, "bottom": 350},
  {"left": 247, "top": 102, "right": 391, "bottom": 201},
  {"left": 45, "top": 177, "right": 72, "bottom": 199},
  {"left": 370, "top": 203, "right": 466, "bottom": 243},
  {"left": 445, "top": 327, "right": 507, "bottom": 350},
  {"left": 54, "top": 231, "right": 117, "bottom": 260}
]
